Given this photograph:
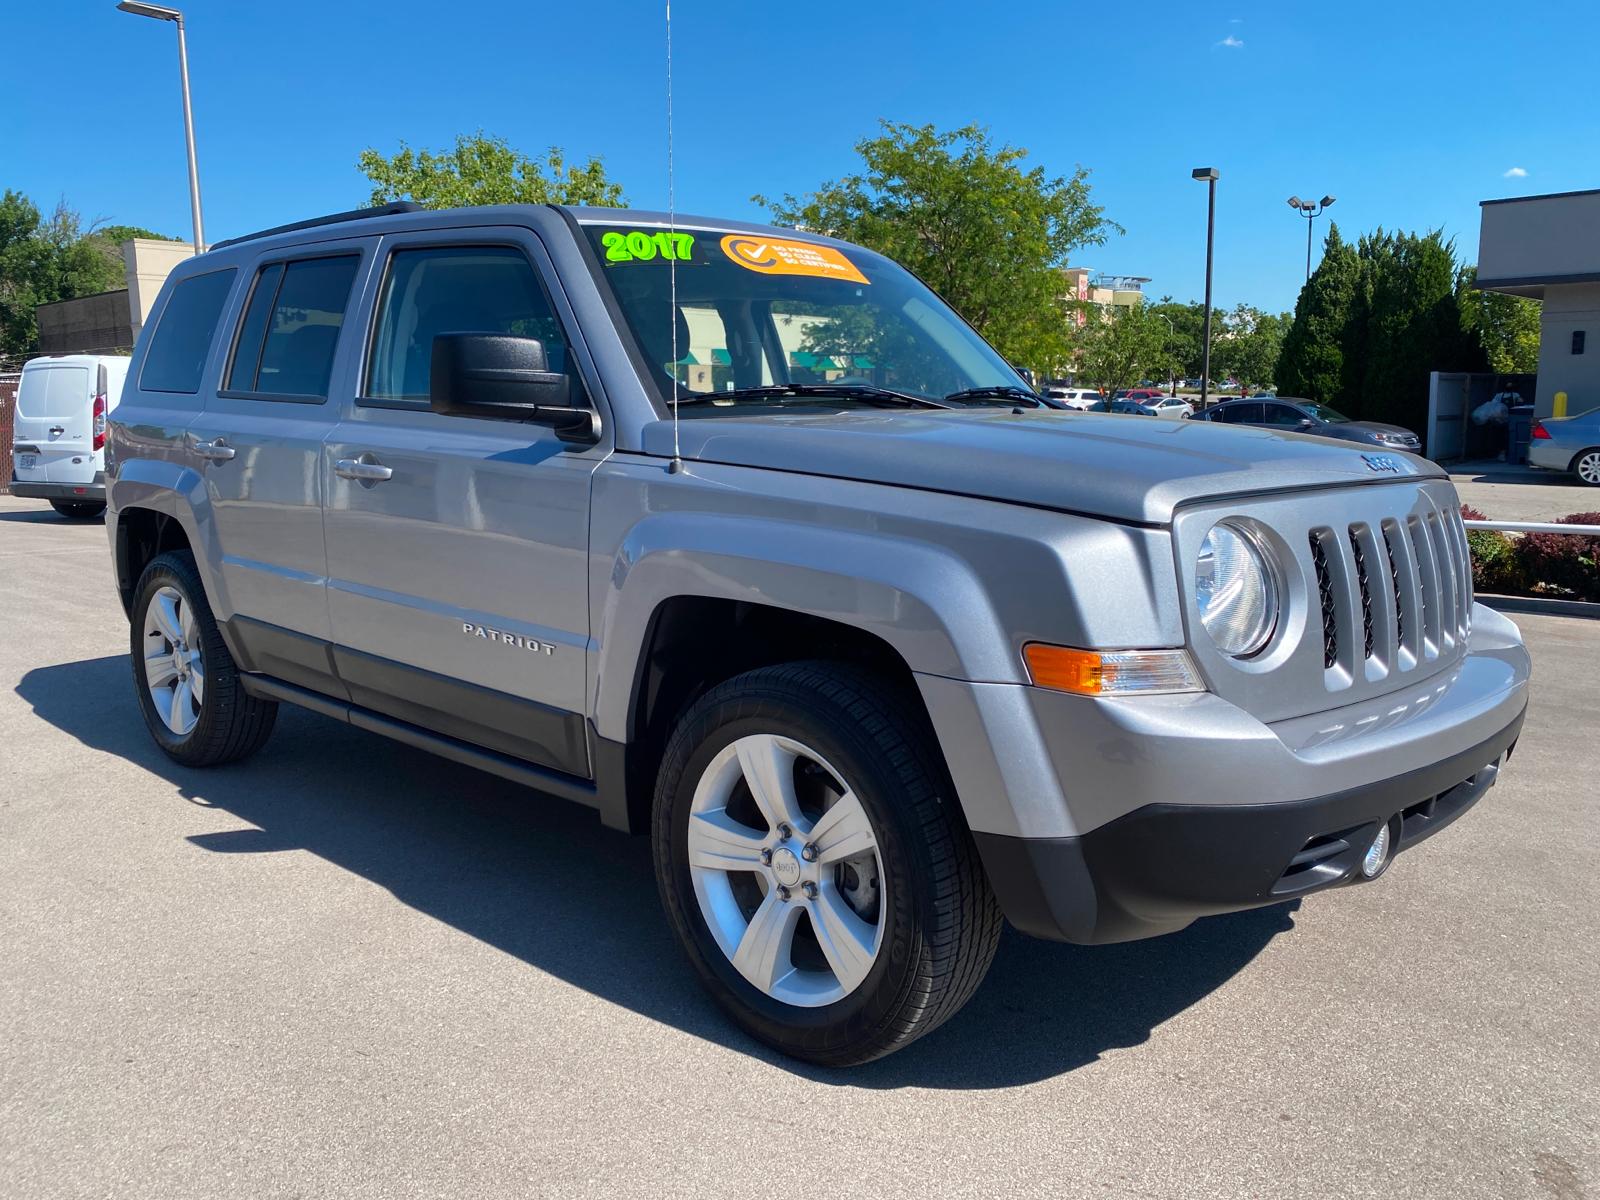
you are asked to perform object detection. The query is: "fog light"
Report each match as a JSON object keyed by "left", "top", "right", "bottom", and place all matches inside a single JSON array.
[{"left": 1360, "top": 823, "right": 1392, "bottom": 878}]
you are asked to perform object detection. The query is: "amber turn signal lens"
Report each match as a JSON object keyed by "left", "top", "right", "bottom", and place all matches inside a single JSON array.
[
  {"left": 1023, "top": 645, "right": 1107, "bottom": 694},
  {"left": 1022, "top": 643, "right": 1203, "bottom": 696}
]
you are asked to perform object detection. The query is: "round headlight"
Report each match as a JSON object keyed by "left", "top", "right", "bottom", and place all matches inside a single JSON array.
[{"left": 1196, "top": 523, "right": 1278, "bottom": 657}]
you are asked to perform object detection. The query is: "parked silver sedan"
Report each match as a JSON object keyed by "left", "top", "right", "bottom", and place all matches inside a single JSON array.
[{"left": 1529, "top": 407, "right": 1600, "bottom": 486}]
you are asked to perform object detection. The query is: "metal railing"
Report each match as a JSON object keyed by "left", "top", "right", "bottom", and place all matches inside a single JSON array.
[{"left": 1464, "top": 520, "right": 1600, "bottom": 536}]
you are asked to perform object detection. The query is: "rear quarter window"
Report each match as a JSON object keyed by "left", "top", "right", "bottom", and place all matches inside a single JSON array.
[{"left": 140, "top": 268, "right": 238, "bottom": 394}]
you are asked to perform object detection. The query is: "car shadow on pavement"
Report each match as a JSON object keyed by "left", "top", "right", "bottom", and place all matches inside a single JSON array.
[
  {"left": 0, "top": 508, "right": 98, "bottom": 524},
  {"left": 17, "top": 653, "right": 1297, "bottom": 1090}
]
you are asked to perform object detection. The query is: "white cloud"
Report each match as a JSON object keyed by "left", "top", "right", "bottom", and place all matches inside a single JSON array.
[
  {"left": 1503, "top": 166, "right": 1528, "bottom": 178},
  {"left": 1217, "top": 34, "right": 1244, "bottom": 48}
]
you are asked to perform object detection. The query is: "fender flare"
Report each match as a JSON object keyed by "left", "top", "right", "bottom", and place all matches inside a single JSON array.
[{"left": 590, "top": 511, "right": 1022, "bottom": 745}]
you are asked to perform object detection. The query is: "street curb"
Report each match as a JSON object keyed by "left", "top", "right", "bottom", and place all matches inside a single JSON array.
[{"left": 1479, "top": 594, "right": 1600, "bottom": 620}]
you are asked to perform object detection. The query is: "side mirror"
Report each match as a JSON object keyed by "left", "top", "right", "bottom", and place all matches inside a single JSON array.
[
  {"left": 1298, "top": 418, "right": 1316, "bottom": 430},
  {"left": 429, "top": 333, "right": 600, "bottom": 444}
]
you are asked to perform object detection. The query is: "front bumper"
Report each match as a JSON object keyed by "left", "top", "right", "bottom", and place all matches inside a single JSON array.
[
  {"left": 921, "top": 603, "right": 1531, "bottom": 944},
  {"left": 972, "top": 709, "right": 1521, "bottom": 943}
]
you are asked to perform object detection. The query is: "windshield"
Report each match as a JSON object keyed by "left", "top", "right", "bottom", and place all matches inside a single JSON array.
[
  {"left": 1301, "top": 401, "right": 1351, "bottom": 423},
  {"left": 582, "top": 223, "right": 1033, "bottom": 413}
]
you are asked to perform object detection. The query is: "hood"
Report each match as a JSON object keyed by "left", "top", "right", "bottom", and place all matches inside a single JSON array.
[{"left": 641, "top": 408, "right": 1443, "bottom": 525}]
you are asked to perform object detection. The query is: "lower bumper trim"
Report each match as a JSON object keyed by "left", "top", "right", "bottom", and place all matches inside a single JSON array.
[
  {"left": 10, "top": 480, "right": 106, "bottom": 502},
  {"left": 975, "top": 704, "right": 1525, "bottom": 945}
]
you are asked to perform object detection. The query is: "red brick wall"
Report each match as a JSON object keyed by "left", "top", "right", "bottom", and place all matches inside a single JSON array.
[{"left": 0, "top": 374, "right": 18, "bottom": 495}]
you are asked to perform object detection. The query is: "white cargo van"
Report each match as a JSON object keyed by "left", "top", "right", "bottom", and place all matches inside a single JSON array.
[{"left": 9, "top": 354, "right": 129, "bottom": 518}]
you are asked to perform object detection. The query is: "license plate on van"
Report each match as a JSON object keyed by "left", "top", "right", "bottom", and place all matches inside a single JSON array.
[{"left": 17, "top": 453, "right": 36, "bottom": 470}]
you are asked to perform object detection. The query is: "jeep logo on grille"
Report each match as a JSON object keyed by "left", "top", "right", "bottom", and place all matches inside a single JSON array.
[{"left": 1361, "top": 454, "right": 1403, "bottom": 474}]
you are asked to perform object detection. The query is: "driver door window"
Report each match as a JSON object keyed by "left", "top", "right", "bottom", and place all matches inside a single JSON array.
[
  {"left": 1262, "top": 403, "right": 1307, "bottom": 428},
  {"left": 364, "top": 245, "right": 570, "bottom": 405}
]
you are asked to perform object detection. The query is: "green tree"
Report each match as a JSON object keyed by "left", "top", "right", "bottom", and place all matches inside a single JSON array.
[
  {"left": 358, "top": 132, "right": 625, "bottom": 209},
  {"left": 1213, "top": 305, "right": 1290, "bottom": 390},
  {"left": 1354, "top": 229, "right": 1485, "bottom": 428},
  {"left": 758, "top": 121, "right": 1118, "bottom": 373},
  {"left": 1072, "top": 303, "right": 1169, "bottom": 395},
  {"left": 1146, "top": 299, "right": 1211, "bottom": 380},
  {"left": 0, "top": 191, "right": 133, "bottom": 361},
  {"left": 1457, "top": 266, "right": 1541, "bottom": 373},
  {"left": 1275, "top": 224, "right": 1360, "bottom": 403}
]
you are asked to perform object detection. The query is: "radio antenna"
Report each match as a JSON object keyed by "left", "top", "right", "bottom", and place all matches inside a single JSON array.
[{"left": 666, "top": 0, "right": 682, "bottom": 473}]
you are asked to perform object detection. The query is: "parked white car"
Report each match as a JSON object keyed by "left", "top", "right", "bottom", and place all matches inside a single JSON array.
[
  {"left": 10, "top": 354, "right": 129, "bottom": 518},
  {"left": 1043, "top": 388, "right": 1102, "bottom": 411},
  {"left": 1147, "top": 395, "right": 1194, "bottom": 419}
]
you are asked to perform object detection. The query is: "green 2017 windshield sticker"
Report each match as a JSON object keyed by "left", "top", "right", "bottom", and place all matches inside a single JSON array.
[{"left": 601, "top": 230, "right": 695, "bottom": 263}]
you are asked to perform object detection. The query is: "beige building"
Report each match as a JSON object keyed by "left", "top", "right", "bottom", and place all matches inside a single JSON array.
[
  {"left": 1059, "top": 268, "right": 1148, "bottom": 327},
  {"left": 1475, "top": 188, "right": 1600, "bottom": 418},
  {"left": 34, "top": 238, "right": 199, "bottom": 356}
]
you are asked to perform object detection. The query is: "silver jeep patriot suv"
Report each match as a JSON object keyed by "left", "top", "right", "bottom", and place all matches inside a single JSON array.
[{"left": 106, "top": 203, "right": 1531, "bottom": 1065}]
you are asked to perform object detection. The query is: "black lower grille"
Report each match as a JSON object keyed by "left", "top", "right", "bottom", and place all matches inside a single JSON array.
[
  {"left": 1349, "top": 529, "right": 1375, "bottom": 659},
  {"left": 1310, "top": 531, "right": 1337, "bottom": 668}
]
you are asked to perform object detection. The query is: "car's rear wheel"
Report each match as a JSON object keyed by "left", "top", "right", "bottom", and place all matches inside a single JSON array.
[
  {"left": 130, "top": 551, "right": 277, "bottom": 766},
  {"left": 1571, "top": 448, "right": 1600, "bottom": 486},
  {"left": 653, "top": 662, "right": 1001, "bottom": 1066},
  {"left": 50, "top": 500, "right": 105, "bottom": 519}
]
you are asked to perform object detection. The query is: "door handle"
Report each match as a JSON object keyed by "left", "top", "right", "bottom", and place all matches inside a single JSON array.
[
  {"left": 48, "top": 425, "right": 64, "bottom": 436},
  {"left": 194, "top": 437, "right": 236, "bottom": 462},
  {"left": 334, "top": 456, "right": 394, "bottom": 483}
]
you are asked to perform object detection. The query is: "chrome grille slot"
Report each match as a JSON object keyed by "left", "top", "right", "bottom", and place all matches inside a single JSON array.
[
  {"left": 1409, "top": 513, "right": 1443, "bottom": 657},
  {"left": 1348, "top": 527, "right": 1375, "bottom": 659},
  {"left": 1425, "top": 511, "right": 1459, "bottom": 654},
  {"left": 1309, "top": 530, "right": 1337, "bottom": 669}
]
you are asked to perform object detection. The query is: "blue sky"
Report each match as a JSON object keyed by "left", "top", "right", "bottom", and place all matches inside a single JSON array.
[{"left": 6, "top": 0, "right": 1597, "bottom": 314}]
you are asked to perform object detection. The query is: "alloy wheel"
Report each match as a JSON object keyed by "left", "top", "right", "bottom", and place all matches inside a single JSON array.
[
  {"left": 686, "top": 733, "right": 885, "bottom": 1007},
  {"left": 1577, "top": 451, "right": 1600, "bottom": 485},
  {"left": 142, "top": 585, "right": 204, "bottom": 736}
]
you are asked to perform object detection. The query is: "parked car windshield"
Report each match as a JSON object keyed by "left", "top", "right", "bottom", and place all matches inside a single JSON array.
[
  {"left": 582, "top": 223, "right": 1035, "bottom": 413},
  {"left": 1300, "top": 401, "right": 1351, "bottom": 424}
]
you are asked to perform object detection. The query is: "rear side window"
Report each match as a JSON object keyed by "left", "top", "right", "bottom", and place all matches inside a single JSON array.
[
  {"left": 364, "top": 246, "right": 569, "bottom": 404},
  {"left": 140, "top": 268, "right": 237, "bottom": 394},
  {"left": 226, "top": 255, "right": 359, "bottom": 399}
]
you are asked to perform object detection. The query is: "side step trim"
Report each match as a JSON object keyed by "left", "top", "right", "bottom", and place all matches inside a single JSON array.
[{"left": 238, "top": 673, "right": 600, "bottom": 811}]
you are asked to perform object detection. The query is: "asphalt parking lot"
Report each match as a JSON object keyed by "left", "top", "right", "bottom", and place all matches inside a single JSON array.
[{"left": 1, "top": 494, "right": 1595, "bottom": 1200}]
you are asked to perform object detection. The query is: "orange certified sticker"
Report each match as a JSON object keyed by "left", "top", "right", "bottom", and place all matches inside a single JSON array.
[{"left": 720, "top": 234, "right": 869, "bottom": 284}]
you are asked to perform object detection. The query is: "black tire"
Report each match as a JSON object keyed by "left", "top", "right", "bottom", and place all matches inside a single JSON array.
[
  {"left": 50, "top": 500, "right": 105, "bottom": 519},
  {"left": 1569, "top": 448, "right": 1600, "bottom": 487},
  {"left": 130, "top": 550, "right": 277, "bottom": 767},
  {"left": 653, "top": 661, "right": 1002, "bottom": 1066}
]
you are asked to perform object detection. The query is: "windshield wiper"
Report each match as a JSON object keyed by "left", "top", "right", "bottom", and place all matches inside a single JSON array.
[
  {"left": 941, "top": 385, "right": 1044, "bottom": 407},
  {"left": 672, "top": 384, "right": 950, "bottom": 409}
]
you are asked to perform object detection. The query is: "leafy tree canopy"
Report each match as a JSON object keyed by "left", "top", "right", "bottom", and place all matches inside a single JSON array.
[
  {"left": 357, "top": 132, "right": 625, "bottom": 210},
  {"left": 1, "top": 191, "right": 139, "bottom": 361},
  {"left": 1071, "top": 302, "right": 1169, "bottom": 396},
  {"left": 758, "top": 121, "right": 1118, "bottom": 373},
  {"left": 1457, "top": 266, "right": 1541, "bottom": 374}
]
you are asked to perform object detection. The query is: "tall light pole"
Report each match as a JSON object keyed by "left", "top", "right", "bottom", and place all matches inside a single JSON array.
[
  {"left": 1287, "top": 194, "right": 1336, "bottom": 282},
  {"left": 1192, "top": 167, "right": 1218, "bottom": 411},
  {"left": 117, "top": 2, "right": 204, "bottom": 253},
  {"left": 1155, "top": 312, "right": 1177, "bottom": 395}
]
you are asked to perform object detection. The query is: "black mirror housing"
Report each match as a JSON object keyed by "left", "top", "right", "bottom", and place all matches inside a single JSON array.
[{"left": 429, "top": 333, "right": 599, "bottom": 444}]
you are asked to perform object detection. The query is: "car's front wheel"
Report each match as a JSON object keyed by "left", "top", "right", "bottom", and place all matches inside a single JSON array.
[
  {"left": 653, "top": 662, "right": 1001, "bottom": 1066},
  {"left": 130, "top": 551, "right": 277, "bottom": 766}
]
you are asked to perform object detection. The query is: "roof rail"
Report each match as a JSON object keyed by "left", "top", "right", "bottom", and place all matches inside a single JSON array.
[{"left": 209, "top": 201, "right": 426, "bottom": 251}]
